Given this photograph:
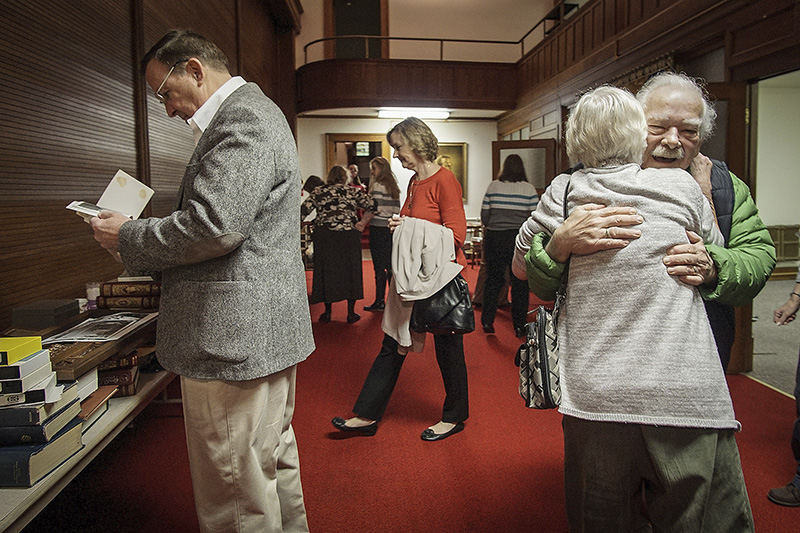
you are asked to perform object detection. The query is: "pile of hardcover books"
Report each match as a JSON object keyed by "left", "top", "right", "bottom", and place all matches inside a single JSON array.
[
  {"left": 0, "top": 337, "right": 83, "bottom": 487},
  {"left": 96, "top": 277, "right": 160, "bottom": 310},
  {"left": 96, "top": 346, "right": 156, "bottom": 397}
]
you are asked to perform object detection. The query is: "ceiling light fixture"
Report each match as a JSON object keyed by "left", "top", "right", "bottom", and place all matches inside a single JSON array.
[{"left": 377, "top": 107, "right": 450, "bottom": 120}]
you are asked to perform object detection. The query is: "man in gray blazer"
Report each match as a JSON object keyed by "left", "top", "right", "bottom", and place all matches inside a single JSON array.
[{"left": 91, "top": 30, "right": 315, "bottom": 532}]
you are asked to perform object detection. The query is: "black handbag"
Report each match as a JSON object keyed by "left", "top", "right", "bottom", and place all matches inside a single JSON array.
[{"left": 410, "top": 274, "right": 475, "bottom": 335}]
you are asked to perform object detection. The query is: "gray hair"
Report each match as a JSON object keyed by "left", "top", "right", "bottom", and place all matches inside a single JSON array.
[
  {"left": 636, "top": 72, "right": 717, "bottom": 141},
  {"left": 566, "top": 86, "right": 647, "bottom": 168},
  {"left": 142, "top": 30, "right": 230, "bottom": 74}
]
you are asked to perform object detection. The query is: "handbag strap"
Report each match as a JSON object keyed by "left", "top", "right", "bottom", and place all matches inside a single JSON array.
[{"left": 554, "top": 179, "right": 571, "bottom": 315}]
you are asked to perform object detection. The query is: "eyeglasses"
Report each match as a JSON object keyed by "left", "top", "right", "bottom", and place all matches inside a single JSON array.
[{"left": 154, "top": 59, "right": 188, "bottom": 104}]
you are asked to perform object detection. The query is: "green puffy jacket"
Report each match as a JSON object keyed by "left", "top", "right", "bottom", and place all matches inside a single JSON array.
[{"left": 524, "top": 172, "right": 776, "bottom": 307}]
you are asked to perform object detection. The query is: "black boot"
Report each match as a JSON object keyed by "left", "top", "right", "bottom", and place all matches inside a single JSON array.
[{"left": 346, "top": 299, "right": 361, "bottom": 323}]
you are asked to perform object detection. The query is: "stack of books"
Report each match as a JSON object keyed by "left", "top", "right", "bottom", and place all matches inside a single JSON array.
[
  {"left": 0, "top": 338, "right": 62, "bottom": 406},
  {"left": 97, "top": 277, "right": 160, "bottom": 310},
  {"left": 96, "top": 346, "right": 155, "bottom": 397},
  {"left": 0, "top": 337, "right": 84, "bottom": 487}
]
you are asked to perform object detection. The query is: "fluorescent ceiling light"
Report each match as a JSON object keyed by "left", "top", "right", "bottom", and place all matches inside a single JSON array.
[{"left": 377, "top": 107, "right": 450, "bottom": 120}]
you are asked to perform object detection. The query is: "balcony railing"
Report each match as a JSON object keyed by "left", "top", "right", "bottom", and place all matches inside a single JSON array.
[{"left": 302, "top": 1, "right": 580, "bottom": 65}]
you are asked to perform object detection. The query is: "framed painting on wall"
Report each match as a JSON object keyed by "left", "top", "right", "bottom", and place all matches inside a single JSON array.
[{"left": 437, "top": 142, "right": 467, "bottom": 201}]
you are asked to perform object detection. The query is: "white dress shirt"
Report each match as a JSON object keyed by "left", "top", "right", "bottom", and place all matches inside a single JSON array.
[{"left": 188, "top": 76, "right": 246, "bottom": 145}]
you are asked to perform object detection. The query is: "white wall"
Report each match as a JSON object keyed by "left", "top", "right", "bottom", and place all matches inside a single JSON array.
[
  {"left": 296, "top": 117, "right": 499, "bottom": 219},
  {"left": 755, "top": 86, "right": 800, "bottom": 226},
  {"left": 296, "top": 2, "right": 325, "bottom": 67},
  {"left": 295, "top": 1, "right": 550, "bottom": 68}
]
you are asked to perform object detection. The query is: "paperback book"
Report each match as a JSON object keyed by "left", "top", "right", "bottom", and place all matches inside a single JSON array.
[
  {"left": 0, "top": 363, "right": 53, "bottom": 394},
  {"left": 66, "top": 169, "right": 154, "bottom": 223},
  {"left": 0, "top": 372, "right": 63, "bottom": 407},
  {"left": 0, "top": 337, "right": 43, "bottom": 366},
  {"left": 76, "top": 367, "right": 99, "bottom": 402},
  {"left": 0, "top": 349, "right": 51, "bottom": 380}
]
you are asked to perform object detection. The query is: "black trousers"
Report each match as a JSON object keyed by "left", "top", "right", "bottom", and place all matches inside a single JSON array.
[
  {"left": 482, "top": 228, "right": 530, "bottom": 329},
  {"left": 353, "top": 333, "right": 468, "bottom": 423},
  {"left": 368, "top": 225, "right": 393, "bottom": 303}
]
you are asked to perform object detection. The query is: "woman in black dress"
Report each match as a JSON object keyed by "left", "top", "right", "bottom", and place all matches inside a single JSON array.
[{"left": 302, "top": 165, "right": 376, "bottom": 323}]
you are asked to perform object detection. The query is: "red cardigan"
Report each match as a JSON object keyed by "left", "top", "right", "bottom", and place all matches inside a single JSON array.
[{"left": 400, "top": 167, "right": 467, "bottom": 266}]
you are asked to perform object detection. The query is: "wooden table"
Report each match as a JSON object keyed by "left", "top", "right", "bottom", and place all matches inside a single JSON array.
[{"left": 0, "top": 370, "right": 176, "bottom": 533}]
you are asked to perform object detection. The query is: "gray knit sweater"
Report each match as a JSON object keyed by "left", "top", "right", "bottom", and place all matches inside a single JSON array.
[{"left": 520, "top": 163, "right": 739, "bottom": 430}]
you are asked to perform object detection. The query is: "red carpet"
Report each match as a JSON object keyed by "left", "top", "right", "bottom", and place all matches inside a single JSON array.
[{"left": 22, "top": 263, "right": 800, "bottom": 532}]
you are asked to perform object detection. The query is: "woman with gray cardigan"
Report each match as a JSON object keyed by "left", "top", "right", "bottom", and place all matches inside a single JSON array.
[{"left": 514, "top": 86, "right": 752, "bottom": 531}]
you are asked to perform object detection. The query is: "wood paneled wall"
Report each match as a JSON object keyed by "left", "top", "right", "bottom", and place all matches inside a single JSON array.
[
  {"left": 0, "top": 0, "right": 299, "bottom": 330},
  {"left": 499, "top": 0, "right": 800, "bottom": 147},
  {"left": 297, "top": 59, "right": 517, "bottom": 112}
]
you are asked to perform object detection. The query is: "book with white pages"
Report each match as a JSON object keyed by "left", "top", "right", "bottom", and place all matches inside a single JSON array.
[
  {"left": 66, "top": 169, "right": 153, "bottom": 223},
  {"left": 0, "top": 349, "right": 51, "bottom": 381},
  {"left": 0, "top": 364, "right": 54, "bottom": 395},
  {"left": 0, "top": 373, "right": 63, "bottom": 407},
  {"left": 75, "top": 367, "right": 99, "bottom": 402}
]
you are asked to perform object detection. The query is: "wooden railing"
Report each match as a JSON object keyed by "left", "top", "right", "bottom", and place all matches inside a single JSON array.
[{"left": 302, "top": 1, "right": 580, "bottom": 64}]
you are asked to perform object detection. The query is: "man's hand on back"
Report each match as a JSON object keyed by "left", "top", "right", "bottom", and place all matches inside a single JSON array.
[{"left": 663, "top": 230, "right": 717, "bottom": 287}]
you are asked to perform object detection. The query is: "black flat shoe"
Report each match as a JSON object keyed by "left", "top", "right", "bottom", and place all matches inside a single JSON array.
[
  {"left": 331, "top": 417, "right": 377, "bottom": 436},
  {"left": 420, "top": 422, "right": 464, "bottom": 442},
  {"left": 346, "top": 313, "right": 361, "bottom": 324},
  {"left": 482, "top": 323, "right": 495, "bottom": 334},
  {"left": 364, "top": 301, "right": 385, "bottom": 311},
  {"left": 319, "top": 312, "right": 331, "bottom": 323},
  {"left": 514, "top": 326, "right": 527, "bottom": 338}
]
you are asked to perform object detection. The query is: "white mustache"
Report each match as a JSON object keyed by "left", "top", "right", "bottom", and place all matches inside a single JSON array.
[{"left": 652, "top": 145, "right": 684, "bottom": 159}]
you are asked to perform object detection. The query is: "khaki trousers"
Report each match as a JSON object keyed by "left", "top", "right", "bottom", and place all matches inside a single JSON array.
[{"left": 181, "top": 366, "right": 308, "bottom": 533}]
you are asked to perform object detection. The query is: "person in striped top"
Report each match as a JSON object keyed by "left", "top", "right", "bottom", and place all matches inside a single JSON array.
[
  {"left": 356, "top": 156, "right": 401, "bottom": 310},
  {"left": 479, "top": 154, "right": 539, "bottom": 337}
]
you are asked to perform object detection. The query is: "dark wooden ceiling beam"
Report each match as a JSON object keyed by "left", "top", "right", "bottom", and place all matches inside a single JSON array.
[{"left": 296, "top": 58, "right": 517, "bottom": 113}]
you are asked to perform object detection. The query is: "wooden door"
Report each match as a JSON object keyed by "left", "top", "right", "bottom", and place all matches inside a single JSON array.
[{"left": 705, "top": 82, "right": 755, "bottom": 374}]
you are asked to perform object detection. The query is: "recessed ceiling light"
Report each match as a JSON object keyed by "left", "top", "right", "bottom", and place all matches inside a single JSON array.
[{"left": 377, "top": 107, "right": 450, "bottom": 120}]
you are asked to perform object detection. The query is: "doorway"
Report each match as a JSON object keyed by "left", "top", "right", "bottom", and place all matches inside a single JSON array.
[
  {"left": 325, "top": 133, "right": 392, "bottom": 188},
  {"left": 324, "top": 0, "right": 389, "bottom": 60}
]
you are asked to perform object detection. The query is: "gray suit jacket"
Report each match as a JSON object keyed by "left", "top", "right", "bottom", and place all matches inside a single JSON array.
[{"left": 119, "top": 83, "right": 315, "bottom": 380}]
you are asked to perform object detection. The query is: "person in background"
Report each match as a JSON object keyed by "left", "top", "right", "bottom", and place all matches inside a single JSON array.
[
  {"left": 302, "top": 165, "right": 376, "bottom": 324},
  {"left": 332, "top": 117, "right": 470, "bottom": 441},
  {"left": 89, "top": 30, "right": 314, "bottom": 532},
  {"left": 514, "top": 71, "right": 775, "bottom": 372},
  {"left": 348, "top": 163, "right": 366, "bottom": 191},
  {"left": 479, "top": 154, "right": 539, "bottom": 337},
  {"left": 767, "top": 263, "right": 800, "bottom": 506},
  {"left": 356, "top": 156, "right": 401, "bottom": 311},
  {"left": 301, "top": 175, "right": 324, "bottom": 223},
  {"left": 520, "top": 85, "right": 752, "bottom": 531}
]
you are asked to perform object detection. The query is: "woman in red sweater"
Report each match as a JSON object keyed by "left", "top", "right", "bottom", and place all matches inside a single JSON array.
[{"left": 332, "top": 117, "right": 470, "bottom": 441}]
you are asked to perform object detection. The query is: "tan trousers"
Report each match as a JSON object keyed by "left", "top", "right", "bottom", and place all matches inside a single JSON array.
[{"left": 181, "top": 366, "right": 308, "bottom": 533}]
